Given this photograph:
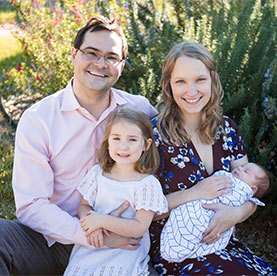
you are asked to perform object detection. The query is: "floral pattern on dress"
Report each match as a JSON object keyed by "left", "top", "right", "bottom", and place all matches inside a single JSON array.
[{"left": 149, "top": 116, "right": 277, "bottom": 275}]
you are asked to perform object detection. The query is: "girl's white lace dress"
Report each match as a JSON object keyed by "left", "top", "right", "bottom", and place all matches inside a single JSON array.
[{"left": 64, "top": 164, "right": 168, "bottom": 276}]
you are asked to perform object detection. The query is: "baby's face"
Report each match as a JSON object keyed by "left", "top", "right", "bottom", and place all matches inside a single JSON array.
[{"left": 232, "top": 163, "right": 264, "bottom": 187}]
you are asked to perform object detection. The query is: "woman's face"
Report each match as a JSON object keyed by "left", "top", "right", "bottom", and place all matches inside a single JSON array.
[{"left": 170, "top": 55, "right": 212, "bottom": 119}]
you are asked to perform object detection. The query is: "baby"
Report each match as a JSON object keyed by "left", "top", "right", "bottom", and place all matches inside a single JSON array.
[{"left": 160, "top": 162, "right": 270, "bottom": 262}]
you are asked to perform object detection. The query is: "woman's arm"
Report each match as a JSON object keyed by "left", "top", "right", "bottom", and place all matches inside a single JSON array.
[
  {"left": 153, "top": 173, "right": 233, "bottom": 221},
  {"left": 81, "top": 208, "right": 155, "bottom": 238},
  {"left": 155, "top": 156, "right": 251, "bottom": 221},
  {"left": 201, "top": 201, "right": 256, "bottom": 244},
  {"left": 231, "top": 155, "right": 248, "bottom": 169},
  {"left": 201, "top": 154, "right": 256, "bottom": 244}
]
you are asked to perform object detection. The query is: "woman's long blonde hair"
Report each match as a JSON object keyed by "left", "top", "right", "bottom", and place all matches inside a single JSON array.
[{"left": 157, "top": 41, "right": 224, "bottom": 145}]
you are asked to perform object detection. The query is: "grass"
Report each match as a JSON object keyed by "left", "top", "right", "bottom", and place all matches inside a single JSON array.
[
  {"left": 0, "top": 0, "right": 16, "bottom": 25},
  {"left": 0, "top": 1, "right": 22, "bottom": 69},
  {"left": 0, "top": 10, "right": 16, "bottom": 24},
  {"left": 0, "top": 1, "right": 19, "bottom": 219},
  {"left": 0, "top": 31, "right": 22, "bottom": 63}
]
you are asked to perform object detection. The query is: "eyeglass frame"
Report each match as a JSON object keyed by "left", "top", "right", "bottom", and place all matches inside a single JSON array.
[{"left": 76, "top": 47, "right": 124, "bottom": 67}]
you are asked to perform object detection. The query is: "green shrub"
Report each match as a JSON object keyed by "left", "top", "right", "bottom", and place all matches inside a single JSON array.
[
  {"left": 0, "top": 144, "right": 15, "bottom": 219},
  {"left": 0, "top": 0, "right": 276, "bottom": 218}
]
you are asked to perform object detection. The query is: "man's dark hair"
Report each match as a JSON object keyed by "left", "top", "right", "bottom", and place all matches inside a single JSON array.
[{"left": 73, "top": 16, "right": 128, "bottom": 60}]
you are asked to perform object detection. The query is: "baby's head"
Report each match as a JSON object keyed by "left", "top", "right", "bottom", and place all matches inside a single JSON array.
[
  {"left": 232, "top": 162, "right": 270, "bottom": 198},
  {"left": 98, "top": 108, "right": 160, "bottom": 174}
]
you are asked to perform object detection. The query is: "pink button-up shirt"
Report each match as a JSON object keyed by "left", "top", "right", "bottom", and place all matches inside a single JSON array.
[{"left": 12, "top": 80, "right": 157, "bottom": 247}]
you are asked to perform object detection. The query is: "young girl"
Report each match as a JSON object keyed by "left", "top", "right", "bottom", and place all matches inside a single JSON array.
[{"left": 64, "top": 109, "right": 168, "bottom": 276}]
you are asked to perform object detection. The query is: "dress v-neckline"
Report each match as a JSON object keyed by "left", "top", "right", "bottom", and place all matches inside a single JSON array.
[{"left": 189, "top": 140, "right": 214, "bottom": 176}]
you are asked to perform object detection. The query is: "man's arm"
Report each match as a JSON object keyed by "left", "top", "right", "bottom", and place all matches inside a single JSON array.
[{"left": 13, "top": 111, "right": 88, "bottom": 246}]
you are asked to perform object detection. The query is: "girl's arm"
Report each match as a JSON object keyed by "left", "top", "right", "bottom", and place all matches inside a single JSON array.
[
  {"left": 81, "top": 208, "right": 155, "bottom": 238},
  {"left": 78, "top": 197, "right": 93, "bottom": 219}
]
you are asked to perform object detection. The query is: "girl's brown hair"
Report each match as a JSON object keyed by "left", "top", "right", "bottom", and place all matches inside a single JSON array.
[
  {"left": 157, "top": 41, "right": 224, "bottom": 145},
  {"left": 98, "top": 109, "right": 160, "bottom": 174}
]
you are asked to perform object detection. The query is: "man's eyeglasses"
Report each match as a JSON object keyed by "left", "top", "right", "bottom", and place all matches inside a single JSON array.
[{"left": 77, "top": 48, "right": 123, "bottom": 66}]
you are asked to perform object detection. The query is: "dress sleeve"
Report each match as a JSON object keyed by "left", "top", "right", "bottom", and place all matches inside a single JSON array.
[
  {"left": 222, "top": 116, "right": 247, "bottom": 160},
  {"left": 77, "top": 165, "right": 100, "bottom": 207},
  {"left": 134, "top": 176, "right": 168, "bottom": 215}
]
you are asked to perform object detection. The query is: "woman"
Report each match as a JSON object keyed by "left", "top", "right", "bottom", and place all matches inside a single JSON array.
[{"left": 149, "top": 41, "right": 276, "bottom": 275}]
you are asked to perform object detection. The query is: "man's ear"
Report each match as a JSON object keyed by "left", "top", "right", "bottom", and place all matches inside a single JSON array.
[
  {"left": 144, "top": 138, "right": 152, "bottom": 151},
  {"left": 72, "top": 47, "right": 77, "bottom": 63},
  {"left": 118, "top": 59, "right": 125, "bottom": 76}
]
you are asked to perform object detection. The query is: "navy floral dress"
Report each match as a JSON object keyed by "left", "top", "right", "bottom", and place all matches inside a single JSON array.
[{"left": 150, "top": 116, "right": 277, "bottom": 276}]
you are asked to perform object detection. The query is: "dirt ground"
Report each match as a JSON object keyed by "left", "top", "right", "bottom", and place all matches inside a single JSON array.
[{"left": 236, "top": 210, "right": 277, "bottom": 267}]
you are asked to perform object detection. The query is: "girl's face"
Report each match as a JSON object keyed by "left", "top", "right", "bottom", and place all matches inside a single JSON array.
[
  {"left": 108, "top": 120, "right": 149, "bottom": 168},
  {"left": 170, "top": 56, "right": 212, "bottom": 119}
]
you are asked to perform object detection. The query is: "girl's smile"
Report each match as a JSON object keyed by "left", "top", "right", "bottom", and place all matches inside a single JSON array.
[{"left": 108, "top": 120, "right": 146, "bottom": 168}]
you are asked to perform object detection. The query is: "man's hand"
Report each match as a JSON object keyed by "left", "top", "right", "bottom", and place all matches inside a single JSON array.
[
  {"left": 103, "top": 231, "right": 141, "bottom": 250},
  {"left": 103, "top": 201, "right": 141, "bottom": 250},
  {"left": 87, "top": 229, "right": 104, "bottom": 247}
]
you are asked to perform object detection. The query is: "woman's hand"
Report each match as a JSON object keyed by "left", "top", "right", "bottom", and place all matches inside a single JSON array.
[
  {"left": 191, "top": 175, "right": 233, "bottom": 200},
  {"left": 200, "top": 203, "right": 235, "bottom": 244},
  {"left": 201, "top": 201, "right": 256, "bottom": 244},
  {"left": 166, "top": 175, "right": 233, "bottom": 212}
]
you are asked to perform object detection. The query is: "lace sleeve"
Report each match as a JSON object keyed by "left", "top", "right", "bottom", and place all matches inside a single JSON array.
[
  {"left": 134, "top": 176, "right": 168, "bottom": 215},
  {"left": 77, "top": 165, "right": 100, "bottom": 207}
]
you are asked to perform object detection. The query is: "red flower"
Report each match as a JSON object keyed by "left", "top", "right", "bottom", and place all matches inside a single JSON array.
[
  {"left": 36, "top": 74, "right": 42, "bottom": 81},
  {"left": 33, "top": 0, "right": 39, "bottom": 9},
  {"left": 16, "top": 64, "right": 23, "bottom": 72},
  {"left": 74, "top": 17, "right": 82, "bottom": 24},
  {"left": 72, "top": 7, "right": 80, "bottom": 17},
  {"left": 52, "top": 18, "right": 61, "bottom": 27}
]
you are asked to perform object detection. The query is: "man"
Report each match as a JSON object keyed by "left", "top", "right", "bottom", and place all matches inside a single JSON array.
[{"left": 0, "top": 16, "right": 157, "bottom": 275}]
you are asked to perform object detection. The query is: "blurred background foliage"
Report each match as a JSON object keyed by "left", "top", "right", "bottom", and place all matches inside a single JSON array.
[{"left": 0, "top": 0, "right": 276, "bottom": 219}]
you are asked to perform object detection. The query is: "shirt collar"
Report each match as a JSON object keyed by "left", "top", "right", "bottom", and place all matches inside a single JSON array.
[
  {"left": 61, "top": 79, "right": 128, "bottom": 112},
  {"left": 109, "top": 87, "right": 128, "bottom": 107},
  {"left": 61, "top": 79, "right": 81, "bottom": 111}
]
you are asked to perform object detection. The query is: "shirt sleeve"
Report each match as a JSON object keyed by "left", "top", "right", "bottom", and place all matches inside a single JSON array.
[
  {"left": 12, "top": 111, "right": 88, "bottom": 247},
  {"left": 134, "top": 176, "right": 168, "bottom": 215}
]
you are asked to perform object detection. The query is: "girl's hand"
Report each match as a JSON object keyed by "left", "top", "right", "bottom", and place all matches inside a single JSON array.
[
  {"left": 87, "top": 228, "right": 104, "bottom": 247},
  {"left": 191, "top": 175, "right": 233, "bottom": 200},
  {"left": 80, "top": 211, "right": 103, "bottom": 235},
  {"left": 201, "top": 203, "right": 237, "bottom": 244}
]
